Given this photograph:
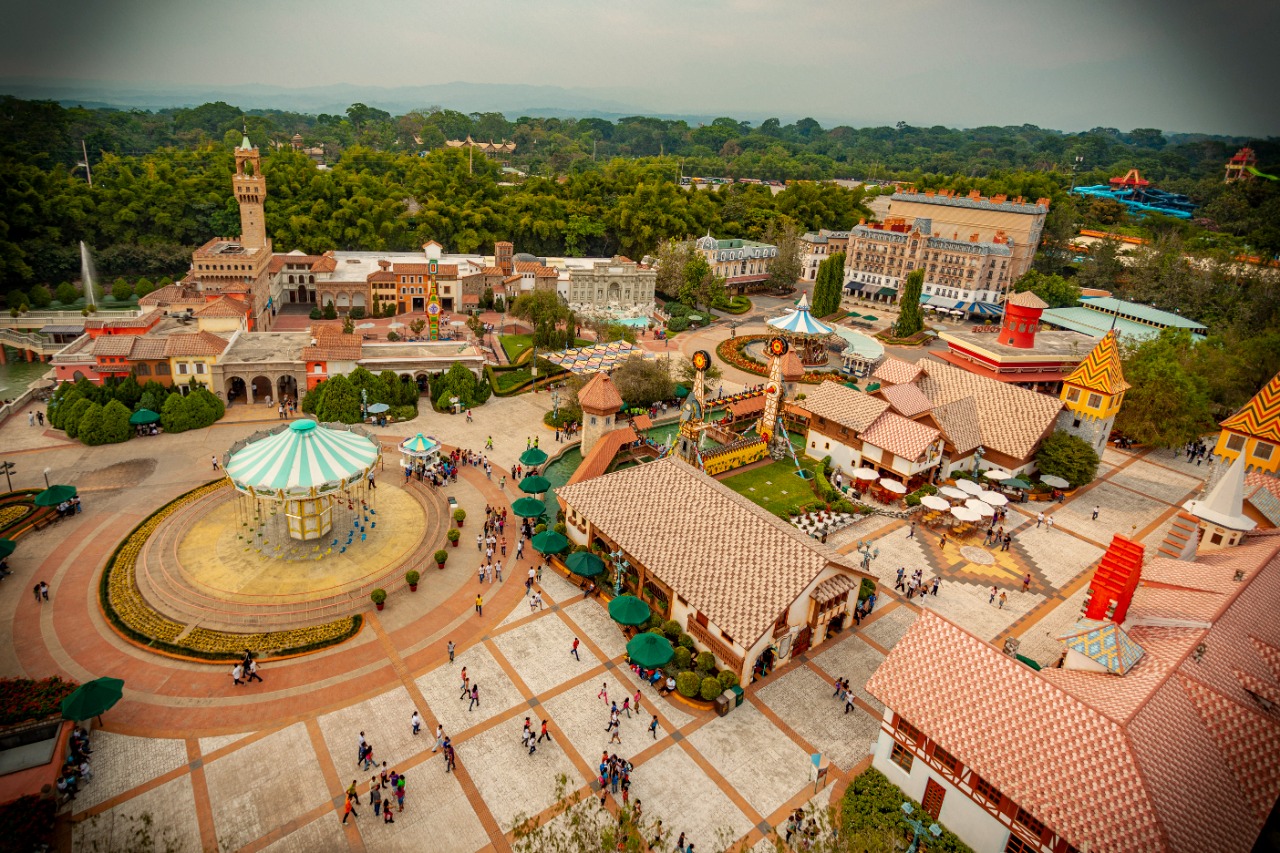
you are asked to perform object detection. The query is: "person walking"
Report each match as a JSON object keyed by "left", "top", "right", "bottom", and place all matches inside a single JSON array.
[
  {"left": 39, "top": 581, "right": 49, "bottom": 602},
  {"left": 447, "top": 640, "right": 455, "bottom": 663},
  {"left": 1092, "top": 505, "right": 1100, "bottom": 521},
  {"left": 597, "top": 682, "right": 608, "bottom": 704},
  {"left": 211, "top": 454, "right": 220, "bottom": 471},
  {"left": 931, "top": 577, "right": 941, "bottom": 596},
  {"left": 395, "top": 774, "right": 406, "bottom": 811},
  {"left": 476, "top": 533, "right": 483, "bottom": 552},
  {"left": 468, "top": 684, "right": 480, "bottom": 712},
  {"left": 32, "top": 583, "right": 42, "bottom": 605},
  {"left": 988, "top": 586, "right": 997, "bottom": 605},
  {"left": 246, "top": 658, "right": 263, "bottom": 683},
  {"left": 458, "top": 668, "right": 469, "bottom": 699},
  {"left": 342, "top": 793, "right": 359, "bottom": 824},
  {"left": 537, "top": 719, "right": 551, "bottom": 743},
  {"left": 494, "top": 561, "right": 502, "bottom": 583},
  {"left": 475, "top": 593, "right": 483, "bottom": 616},
  {"left": 622, "top": 696, "right": 632, "bottom": 718},
  {"left": 433, "top": 725, "right": 444, "bottom": 753},
  {"left": 410, "top": 710, "right": 422, "bottom": 736},
  {"left": 372, "top": 778, "right": 382, "bottom": 817},
  {"left": 939, "top": 533, "right": 947, "bottom": 550},
  {"left": 648, "top": 715, "right": 659, "bottom": 740},
  {"left": 1022, "top": 572, "right": 1031, "bottom": 593},
  {"left": 231, "top": 663, "right": 244, "bottom": 687},
  {"left": 998, "top": 591, "right": 1008, "bottom": 609},
  {"left": 1036, "top": 511, "right": 1044, "bottom": 528},
  {"left": 382, "top": 797, "right": 394, "bottom": 823},
  {"left": 571, "top": 637, "right": 580, "bottom": 661},
  {"left": 444, "top": 742, "right": 456, "bottom": 774},
  {"left": 356, "top": 732, "right": 366, "bottom": 765},
  {"left": 1002, "top": 532, "right": 1012, "bottom": 552},
  {"left": 907, "top": 521, "right": 915, "bottom": 539},
  {"left": 367, "top": 471, "right": 377, "bottom": 490},
  {"left": 1046, "top": 515, "right": 1055, "bottom": 530}
]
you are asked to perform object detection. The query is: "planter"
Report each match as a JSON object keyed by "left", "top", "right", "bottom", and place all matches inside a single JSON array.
[
  {"left": 409, "top": 583, "right": 418, "bottom": 592},
  {"left": 455, "top": 519, "right": 464, "bottom": 528},
  {"left": 375, "top": 602, "right": 385, "bottom": 611},
  {"left": 436, "top": 562, "right": 446, "bottom": 570},
  {"left": 450, "top": 539, "right": 458, "bottom": 547}
]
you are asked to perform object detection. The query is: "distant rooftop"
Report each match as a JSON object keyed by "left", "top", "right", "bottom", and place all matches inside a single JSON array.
[
  {"left": 1040, "top": 297, "right": 1206, "bottom": 342},
  {"left": 892, "top": 188, "right": 1050, "bottom": 214}
]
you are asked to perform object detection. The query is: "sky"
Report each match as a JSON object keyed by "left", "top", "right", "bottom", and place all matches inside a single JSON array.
[{"left": 2, "top": 0, "right": 1277, "bottom": 135}]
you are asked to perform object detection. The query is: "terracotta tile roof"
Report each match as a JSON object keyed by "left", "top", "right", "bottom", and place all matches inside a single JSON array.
[
  {"left": 869, "top": 536, "right": 1280, "bottom": 853},
  {"left": 566, "top": 426, "right": 639, "bottom": 487},
  {"left": 91, "top": 336, "right": 136, "bottom": 357},
  {"left": 481, "top": 267, "right": 506, "bottom": 277},
  {"left": 878, "top": 382, "right": 933, "bottom": 417},
  {"left": 630, "top": 414, "right": 653, "bottom": 431},
  {"left": 1220, "top": 370, "right": 1280, "bottom": 444},
  {"left": 84, "top": 316, "right": 159, "bottom": 330},
  {"left": 928, "top": 396, "right": 982, "bottom": 455},
  {"left": 302, "top": 330, "right": 363, "bottom": 362},
  {"left": 138, "top": 284, "right": 201, "bottom": 308},
  {"left": 194, "top": 296, "right": 249, "bottom": 318},
  {"left": 916, "top": 360, "right": 1062, "bottom": 460},
  {"left": 163, "top": 331, "right": 230, "bottom": 357},
  {"left": 128, "top": 337, "right": 169, "bottom": 361},
  {"left": 1062, "top": 330, "right": 1130, "bottom": 395},
  {"left": 577, "top": 372, "right": 623, "bottom": 413},
  {"left": 728, "top": 396, "right": 765, "bottom": 419},
  {"left": 460, "top": 294, "right": 480, "bottom": 305},
  {"left": 368, "top": 271, "right": 395, "bottom": 282},
  {"left": 515, "top": 261, "right": 558, "bottom": 278},
  {"left": 812, "top": 573, "right": 859, "bottom": 602},
  {"left": 859, "top": 411, "right": 940, "bottom": 461},
  {"left": 798, "top": 380, "right": 889, "bottom": 433},
  {"left": 1005, "top": 290, "right": 1049, "bottom": 309},
  {"left": 558, "top": 458, "right": 865, "bottom": 644},
  {"left": 313, "top": 253, "right": 337, "bottom": 273},
  {"left": 871, "top": 357, "right": 923, "bottom": 386},
  {"left": 393, "top": 263, "right": 431, "bottom": 274},
  {"left": 780, "top": 350, "right": 805, "bottom": 381}
]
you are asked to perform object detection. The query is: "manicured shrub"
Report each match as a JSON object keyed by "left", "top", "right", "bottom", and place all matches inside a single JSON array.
[
  {"left": 695, "top": 651, "right": 715, "bottom": 672},
  {"left": 717, "top": 670, "right": 739, "bottom": 690},
  {"left": 309, "top": 307, "right": 323, "bottom": 320},
  {"left": 662, "top": 619, "right": 681, "bottom": 638},
  {"left": 675, "top": 671, "right": 700, "bottom": 698},
  {"left": 677, "top": 633, "right": 695, "bottom": 650},
  {"left": 699, "top": 676, "right": 723, "bottom": 701},
  {"left": 433, "top": 549, "right": 448, "bottom": 566},
  {"left": 370, "top": 589, "right": 387, "bottom": 605},
  {"left": 405, "top": 570, "right": 420, "bottom": 585},
  {"left": 672, "top": 647, "right": 692, "bottom": 670}
]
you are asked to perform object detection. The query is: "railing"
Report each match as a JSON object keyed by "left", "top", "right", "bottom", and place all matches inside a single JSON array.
[
  {"left": 0, "top": 329, "right": 64, "bottom": 354},
  {"left": 686, "top": 616, "right": 744, "bottom": 675}
]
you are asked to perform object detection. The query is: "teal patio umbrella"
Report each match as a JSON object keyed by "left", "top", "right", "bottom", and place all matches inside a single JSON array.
[
  {"left": 60, "top": 676, "right": 124, "bottom": 722},
  {"left": 674, "top": 385, "right": 690, "bottom": 398},
  {"left": 367, "top": 402, "right": 390, "bottom": 414},
  {"left": 0, "top": 538, "right": 15, "bottom": 558},
  {"left": 1001, "top": 477, "right": 1032, "bottom": 490},
  {"left": 518, "top": 475, "right": 552, "bottom": 494},
  {"left": 511, "top": 497, "right": 547, "bottom": 518},
  {"left": 564, "top": 551, "right": 605, "bottom": 578},
  {"left": 531, "top": 530, "right": 569, "bottom": 554},
  {"left": 519, "top": 447, "right": 548, "bottom": 467},
  {"left": 626, "top": 633, "right": 674, "bottom": 669},
  {"left": 128, "top": 409, "right": 160, "bottom": 425},
  {"left": 608, "top": 594, "right": 650, "bottom": 626},
  {"left": 34, "top": 485, "right": 76, "bottom": 507}
]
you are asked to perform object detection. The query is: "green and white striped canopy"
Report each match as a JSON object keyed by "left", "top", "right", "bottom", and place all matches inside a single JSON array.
[
  {"left": 226, "top": 420, "right": 381, "bottom": 498},
  {"left": 399, "top": 433, "right": 440, "bottom": 458}
]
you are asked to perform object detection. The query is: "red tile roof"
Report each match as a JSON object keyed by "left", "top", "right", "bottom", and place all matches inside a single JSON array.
[
  {"left": 566, "top": 426, "right": 639, "bottom": 487},
  {"left": 871, "top": 357, "right": 923, "bottom": 386},
  {"left": 577, "top": 372, "right": 623, "bottom": 413},
  {"left": 127, "top": 337, "right": 169, "bottom": 361},
  {"left": 858, "top": 411, "right": 940, "bottom": 461},
  {"left": 515, "top": 261, "right": 558, "bottom": 278},
  {"left": 163, "top": 331, "right": 230, "bottom": 357},
  {"left": 193, "top": 296, "right": 250, "bottom": 318}
]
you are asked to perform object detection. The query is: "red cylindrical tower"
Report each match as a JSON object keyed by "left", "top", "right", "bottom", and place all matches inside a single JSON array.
[{"left": 1000, "top": 291, "right": 1048, "bottom": 348}]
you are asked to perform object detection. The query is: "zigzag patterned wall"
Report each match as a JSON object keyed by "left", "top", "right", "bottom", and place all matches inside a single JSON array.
[{"left": 1220, "top": 372, "right": 1280, "bottom": 443}]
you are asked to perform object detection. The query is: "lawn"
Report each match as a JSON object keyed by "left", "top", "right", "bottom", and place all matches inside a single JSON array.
[
  {"left": 721, "top": 453, "right": 821, "bottom": 516},
  {"left": 500, "top": 335, "right": 594, "bottom": 364}
]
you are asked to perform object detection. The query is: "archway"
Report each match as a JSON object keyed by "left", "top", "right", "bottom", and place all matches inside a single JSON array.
[
  {"left": 336, "top": 293, "right": 351, "bottom": 310},
  {"left": 297, "top": 285, "right": 309, "bottom": 304},
  {"left": 251, "top": 376, "right": 273, "bottom": 404},
  {"left": 608, "top": 282, "right": 621, "bottom": 301},
  {"left": 352, "top": 293, "right": 366, "bottom": 309},
  {"left": 414, "top": 373, "right": 430, "bottom": 392},
  {"left": 227, "top": 376, "right": 247, "bottom": 404},
  {"left": 277, "top": 375, "right": 298, "bottom": 404}
]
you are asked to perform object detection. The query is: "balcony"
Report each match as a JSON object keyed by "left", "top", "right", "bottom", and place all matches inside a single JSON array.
[{"left": 686, "top": 617, "right": 744, "bottom": 675}]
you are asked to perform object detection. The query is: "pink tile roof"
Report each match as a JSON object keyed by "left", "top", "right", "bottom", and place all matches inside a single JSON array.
[
  {"left": 917, "top": 360, "right": 1063, "bottom": 460},
  {"left": 859, "top": 411, "right": 940, "bottom": 462},
  {"left": 871, "top": 357, "right": 923, "bottom": 386},
  {"left": 878, "top": 382, "right": 933, "bottom": 418},
  {"left": 163, "top": 331, "right": 230, "bottom": 357},
  {"left": 798, "top": 380, "right": 890, "bottom": 433}
]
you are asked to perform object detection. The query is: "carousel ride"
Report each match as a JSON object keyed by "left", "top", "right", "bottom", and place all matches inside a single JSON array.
[{"left": 766, "top": 293, "right": 840, "bottom": 366}]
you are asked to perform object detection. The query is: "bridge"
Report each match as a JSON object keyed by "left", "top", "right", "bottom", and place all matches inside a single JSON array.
[
  {"left": 0, "top": 308, "right": 140, "bottom": 331},
  {"left": 0, "top": 329, "right": 74, "bottom": 363}
]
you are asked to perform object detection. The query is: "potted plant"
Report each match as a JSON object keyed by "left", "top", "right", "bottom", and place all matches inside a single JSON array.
[
  {"left": 370, "top": 588, "right": 387, "bottom": 611},
  {"left": 406, "top": 570, "right": 420, "bottom": 592},
  {"left": 446, "top": 528, "right": 460, "bottom": 547},
  {"left": 434, "top": 549, "right": 448, "bottom": 570},
  {"left": 453, "top": 508, "right": 466, "bottom": 527}
]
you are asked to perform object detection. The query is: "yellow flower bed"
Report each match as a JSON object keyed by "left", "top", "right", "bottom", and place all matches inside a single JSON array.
[
  {"left": 104, "top": 481, "right": 360, "bottom": 658},
  {"left": 0, "top": 504, "right": 30, "bottom": 529}
]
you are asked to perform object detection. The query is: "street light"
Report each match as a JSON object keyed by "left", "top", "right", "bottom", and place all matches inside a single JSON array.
[
  {"left": 972, "top": 445, "right": 985, "bottom": 475},
  {"left": 854, "top": 540, "right": 878, "bottom": 572},
  {"left": 900, "top": 803, "right": 942, "bottom": 853},
  {"left": 0, "top": 461, "right": 14, "bottom": 493},
  {"left": 42, "top": 467, "right": 50, "bottom": 489},
  {"left": 608, "top": 548, "right": 630, "bottom": 596}
]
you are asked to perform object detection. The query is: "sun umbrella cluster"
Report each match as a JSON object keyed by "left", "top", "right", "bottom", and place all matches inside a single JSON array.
[{"left": 542, "top": 341, "right": 656, "bottom": 375}]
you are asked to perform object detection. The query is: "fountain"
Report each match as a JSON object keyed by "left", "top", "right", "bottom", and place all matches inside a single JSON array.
[{"left": 79, "top": 241, "right": 98, "bottom": 309}]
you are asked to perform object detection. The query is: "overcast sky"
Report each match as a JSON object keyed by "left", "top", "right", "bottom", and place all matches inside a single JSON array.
[{"left": 2, "top": 0, "right": 1276, "bottom": 135}]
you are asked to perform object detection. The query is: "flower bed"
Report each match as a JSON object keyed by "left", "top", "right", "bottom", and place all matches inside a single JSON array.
[
  {"left": 715, "top": 336, "right": 829, "bottom": 383},
  {"left": 0, "top": 676, "right": 78, "bottom": 726},
  {"left": 99, "top": 480, "right": 363, "bottom": 661}
]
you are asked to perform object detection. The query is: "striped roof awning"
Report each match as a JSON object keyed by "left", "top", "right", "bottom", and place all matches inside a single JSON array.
[
  {"left": 226, "top": 419, "right": 380, "bottom": 497},
  {"left": 970, "top": 302, "right": 1004, "bottom": 316}
]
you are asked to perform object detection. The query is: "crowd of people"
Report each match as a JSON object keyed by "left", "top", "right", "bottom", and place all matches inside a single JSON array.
[{"left": 55, "top": 725, "right": 95, "bottom": 803}]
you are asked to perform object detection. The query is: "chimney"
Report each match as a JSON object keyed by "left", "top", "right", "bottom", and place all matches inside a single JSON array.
[
  {"left": 992, "top": 194, "right": 1007, "bottom": 204},
  {"left": 1036, "top": 197, "right": 1052, "bottom": 208},
  {"left": 968, "top": 189, "right": 981, "bottom": 200},
  {"left": 378, "top": 260, "right": 390, "bottom": 271},
  {"left": 970, "top": 233, "right": 979, "bottom": 242}
]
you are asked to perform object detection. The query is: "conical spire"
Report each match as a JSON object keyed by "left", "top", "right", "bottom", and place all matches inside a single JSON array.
[
  {"left": 1184, "top": 455, "right": 1256, "bottom": 534},
  {"left": 240, "top": 120, "right": 252, "bottom": 150}
]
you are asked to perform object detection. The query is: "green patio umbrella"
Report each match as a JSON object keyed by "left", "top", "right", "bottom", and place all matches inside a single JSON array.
[
  {"left": 608, "top": 594, "right": 650, "bottom": 626},
  {"left": 511, "top": 497, "right": 547, "bottom": 518},
  {"left": 626, "top": 633, "right": 674, "bottom": 669},
  {"left": 60, "top": 676, "right": 124, "bottom": 722},
  {"left": 128, "top": 408, "right": 160, "bottom": 425},
  {"left": 862, "top": 314, "right": 878, "bottom": 321},
  {"left": 0, "top": 538, "right": 15, "bottom": 558},
  {"left": 674, "top": 385, "right": 690, "bottom": 398},
  {"left": 564, "top": 550, "right": 605, "bottom": 578},
  {"left": 34, "top": 485, "right": 76, "bottom": 507},
  {"left": 519, "top": 447, "right": 549, "bottom": 467},
  {"left": 518, "top": 475, "right": 552, "bottom": 494},
  {"left": 1001, "top": 477, "right": 1032, "bottom": 490},
  {"left": 531, "top": 530, "right": 569, "bottom": 554}
]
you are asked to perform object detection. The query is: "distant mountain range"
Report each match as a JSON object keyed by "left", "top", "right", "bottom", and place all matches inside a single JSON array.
[{"left": 0, "top": 78, "right": 735, "bottom": 124}]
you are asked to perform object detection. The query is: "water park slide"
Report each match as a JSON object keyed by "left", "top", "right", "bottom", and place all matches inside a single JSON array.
[{"left": 1246, "top": 165, "right": 1279, "bottom": 181}]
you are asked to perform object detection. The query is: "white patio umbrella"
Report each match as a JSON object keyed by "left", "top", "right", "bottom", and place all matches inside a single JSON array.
[
  {"left": 879, "top": 478, "right": 907, "bottom": 494},
  {"left": 956, "top": 479, "right": 983, "bottom": 496},
  {"left": 356, "top": 322, "right": 375, "bottom": 329},
  {"left": 939, "top": 486, "right": 967, "bottom": 500},
  {"left": 982, "top": 468, "right": 1012, "bottom": 481},
  {"left": 389, "top": 322, "right": 406, "bottom": 329},
  {"left": 921, "top": 495, "right": 950, "bottom": 511},
  {"left": 979, "top": 490, "right": 1008, "bottom": 506},
  {"left": 950, "top": 505, "right": 981, "bottom": 522},
  {"left": 853, "top": 468, "right": 879, "bottom": 480},
  {"left": 1040, "top": 474, "right": 1070, "bottom": 489},
  {"left": 965, "top": 498, "right": 995, "bottom": 517}
]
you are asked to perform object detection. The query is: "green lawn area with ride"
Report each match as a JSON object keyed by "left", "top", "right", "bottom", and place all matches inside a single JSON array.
[
  {"left": 721, "top": 444, "right": 819, "bottom": 516},
  {"left": 500, "top": 334, "right": 593, "bottom": 364}
]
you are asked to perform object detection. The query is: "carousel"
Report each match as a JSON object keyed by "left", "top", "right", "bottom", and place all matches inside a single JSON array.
[
  {"left": 399, "top": 433, "right": 441, "bottom": 473},
  {"left": 766, "top": 293, "right": 839, "bottom": 366},
  {"left": 224, "top": 419, "right": 382, "bottom": 548}
]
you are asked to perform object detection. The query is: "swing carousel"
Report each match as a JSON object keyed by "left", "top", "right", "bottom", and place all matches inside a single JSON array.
[
  {"left": 224, "top": 419, "right": 382, "bottom": 557},
  {"left": 766, "top": 292, "right": 839, "bottom": 365}
]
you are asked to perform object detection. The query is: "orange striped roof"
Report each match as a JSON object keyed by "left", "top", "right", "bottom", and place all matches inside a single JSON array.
[
  {"left": 1062, "top": 330, "right": 1129, "bottom": 395},
  {"left": 1221, "top": 371, "right": 1280, "bottom": 444}
]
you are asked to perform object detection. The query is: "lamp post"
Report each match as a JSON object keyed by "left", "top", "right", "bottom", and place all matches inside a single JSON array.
[
  {"left": 608, "top": 548, "right": 630, "bottom": 596},
  {"left": 854, "top": 540, "right": 878, "bottom": 572},
  {"left": 0, "top": 461, "right": 14, "bottom": 493},
  {"left": 42, "top": 467, "right": 50, "bottom": 489},
  {"left": 550, "top": 387, "right": 561, "bottom": 422},
  {"left": 972, "top": 445, "right": 985, "bottom": 476},
  {"left": 900, "top": 803, "right": 942, "bottom": 853},
  {"left": 361, "top": 388, "right": 368, "bottom": 421}
]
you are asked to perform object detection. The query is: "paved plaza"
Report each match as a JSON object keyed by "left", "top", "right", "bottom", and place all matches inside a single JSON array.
[{"left": 0, "top": 378, "right": 1213, "bottom": 851}]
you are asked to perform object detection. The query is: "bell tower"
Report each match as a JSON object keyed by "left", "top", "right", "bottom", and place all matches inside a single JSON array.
[
  {"left": 233, "top": 130, "right": 267, "bottom": 250},
  {"left": 1057, "top": 330, "right": 1128, "bottom": 454}
]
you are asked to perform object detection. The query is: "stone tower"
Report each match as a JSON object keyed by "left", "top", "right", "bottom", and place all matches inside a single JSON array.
[
  {"left": 577, "top": 372, "right": 622, "bottom": 454},
  {"left": 233, "top": 131, "right": 267, "bottom": 250},
  {"left": 999, "top": 290, "right": 1048, "bottom": 348},
  {"left": 1057, "top": 330, "right": 1128, "bottom": 455}
]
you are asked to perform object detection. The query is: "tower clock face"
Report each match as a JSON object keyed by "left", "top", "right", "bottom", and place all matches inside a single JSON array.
[
  {"left": 767, "top": 337, "right": 789, "bottom": 357},
  {"left": 428, "top": 260, "right": 438, "bottom": 275},
  {"left": 428, "top": 303, "right": 441, "bottom": 316},
  {"left": 692, "top": 350, "right": 711, "bottom": 372}
]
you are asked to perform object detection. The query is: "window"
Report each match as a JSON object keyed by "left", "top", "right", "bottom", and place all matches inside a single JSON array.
[
  {"left": 1226, "top": 433, "right": 1245, "bottom": 451},
  {"left": 1210, "top": 531, "right": 1223, "bottom": 545},
  {"left": 1087, "top": 393, "right": 1103, "bottom": 409},
  {"left": 889, "top": 742, "right": 914, "bottom": 772},
  {"left": 1015, "top": 807, "right": 1045, "bottom": 837},
  {"left": 1072, "top": 418, "right": 1081, "bottom": 428},
  {"left": 1066, "top": 388, "right": 1081, "bottom": 403},
  {"left": 156, "top": 363, "right": 170, "bottom": 375},
  {"left": 895, "top": 717, "right": 922, "bottom": 745},
  {"left": 931, "top": 744, "right": 959, "bottom": 774},
  {"left": 195, "top": 363, "right": 207, "bottom": 374},
  {"left": 972, "top": 774, "right": 1001, "bottom": 806},
  {"left": 1256, "top": 442, "right": 1275, "bottom": 462},
  {"left": 177, "top": 363, "right": 190, "bottom": 375},
  {"left": 1004, "top": 837, "right": 1037, "bottom": 853}
]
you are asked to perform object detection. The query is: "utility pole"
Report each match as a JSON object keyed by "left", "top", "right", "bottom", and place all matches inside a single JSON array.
[
  {"left": 78, "top": 140, "right": 93, "bottom": 187},
  {"left": 469, "top": 143, "right": 473, "bottom": 175}
]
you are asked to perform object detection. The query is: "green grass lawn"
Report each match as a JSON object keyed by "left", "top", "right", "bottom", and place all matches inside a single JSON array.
[
  {"left": 721, "top": 454, "right": 821, "bottom": 516},
  {"left": 501, "top": 335, "right": 596, "bottom": 364}
]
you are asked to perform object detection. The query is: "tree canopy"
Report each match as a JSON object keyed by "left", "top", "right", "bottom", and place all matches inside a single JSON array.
[
  {"left": 811, "top": 252, "right": 845, "bottom": 318},
  {"left": 1035, "top": 430, "right": 1101, "bottom": 487}
]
